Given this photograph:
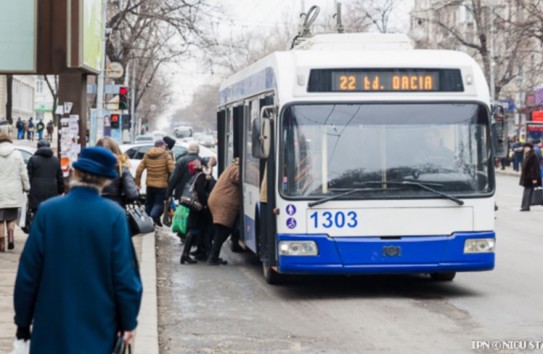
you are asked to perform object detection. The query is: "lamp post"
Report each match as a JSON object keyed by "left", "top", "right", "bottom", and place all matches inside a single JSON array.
[{"left": 95, "top": 0, "right": 109, "bottom": 143}]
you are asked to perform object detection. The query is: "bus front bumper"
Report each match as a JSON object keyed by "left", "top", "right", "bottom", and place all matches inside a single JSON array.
[{"left": 276, "top": 232, "right": 495, "bottom": 275}]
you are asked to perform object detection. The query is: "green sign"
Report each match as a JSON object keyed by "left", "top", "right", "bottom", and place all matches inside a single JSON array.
[
  {"left": 81, "top": 0, "right": 104, "bottom": 72},
  {"left": 0, "top": 0, "right": 37, "bottom": 72}
]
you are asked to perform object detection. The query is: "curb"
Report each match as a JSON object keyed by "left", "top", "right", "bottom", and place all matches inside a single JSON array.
[{"left": 134, "top": 232, "right": 159, "bottom": 354}]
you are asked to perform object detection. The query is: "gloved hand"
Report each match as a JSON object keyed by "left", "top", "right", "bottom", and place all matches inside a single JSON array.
[{"left": 16, "top": 327, "right": 31, "bottom": 341}]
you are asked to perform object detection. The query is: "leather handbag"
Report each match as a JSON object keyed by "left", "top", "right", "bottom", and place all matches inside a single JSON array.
[
  {"left": 126, "top": 203, "right": 155, "bottom": 235},
  {"left": 180, "top": 173, "right": 203, "bottom": 211}
]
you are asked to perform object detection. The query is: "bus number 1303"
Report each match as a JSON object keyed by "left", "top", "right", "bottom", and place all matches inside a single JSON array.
[{"left": 310, "top": 211, "right": 358, "bottom": 229}]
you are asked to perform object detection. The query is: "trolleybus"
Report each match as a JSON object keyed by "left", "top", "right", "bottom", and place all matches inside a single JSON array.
[{"left": 217, "top": 33, "right": 504, "bottom": 284}]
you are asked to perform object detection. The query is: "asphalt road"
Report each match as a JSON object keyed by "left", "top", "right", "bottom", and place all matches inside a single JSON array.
[{"left": 157, "top": 174, "right": 543, "bottom": 354}]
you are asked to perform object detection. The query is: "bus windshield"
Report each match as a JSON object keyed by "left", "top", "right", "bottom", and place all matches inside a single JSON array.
[{"left": 280, "top": 103, "right": 492, "bottom": 199}]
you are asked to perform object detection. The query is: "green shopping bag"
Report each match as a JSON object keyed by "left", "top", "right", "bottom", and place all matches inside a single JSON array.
[{"left": 172, "top": 204, "right": 189, "bottom": 235}]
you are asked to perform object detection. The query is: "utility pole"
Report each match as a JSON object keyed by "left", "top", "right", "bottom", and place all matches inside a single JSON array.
[
  {"left": 95, "top": 0, "right": 108, "bottom": 142},
  {"left": 489, "top": 4, "right": 496, "bottom": 103},
  {"left": 130, "top": 60, "right": 137, "bottom": 142}
]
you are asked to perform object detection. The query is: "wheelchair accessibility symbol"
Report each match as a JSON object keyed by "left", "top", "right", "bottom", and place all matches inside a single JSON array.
[{"left": 286, "top": 218, "right": 297, "bottom": 229}]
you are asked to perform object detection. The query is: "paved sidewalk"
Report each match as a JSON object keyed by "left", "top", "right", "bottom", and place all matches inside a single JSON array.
[{"left": 0, "top": 228, "right": 158, "bottom": 353}]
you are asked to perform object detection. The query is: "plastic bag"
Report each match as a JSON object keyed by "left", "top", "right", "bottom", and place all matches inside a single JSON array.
[
  {"left": 171, "top": 204, "right": 189, "bottom": 235},
  {"left": 9, "top": 339, "right": 30, "bottom": 354}
]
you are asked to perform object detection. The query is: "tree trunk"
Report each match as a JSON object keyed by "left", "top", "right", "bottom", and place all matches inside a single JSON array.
[{"left": 5, "top": 75, "right": 13, "bottom": 124}]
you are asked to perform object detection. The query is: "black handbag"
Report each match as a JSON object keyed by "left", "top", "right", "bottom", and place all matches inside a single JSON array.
[
  {"left": 530, "top": 187, "right": 543, "bottom": 206},
  {"left": 179, "top": 173, "right": 203, "bottom": 211},
  {"left": 112, "top": 336, "right": 132, "bottom": 354},
  {"left": 126, "top": 203, "right": 155, "bottom": 235}
]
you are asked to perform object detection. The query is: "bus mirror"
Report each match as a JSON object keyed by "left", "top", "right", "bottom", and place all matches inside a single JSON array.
[
  {"left": 492, "top": 122, "right": 507, "bottom": 158},
  {"left": 252, "top": 117, "right": 271, "bottom": 159}
]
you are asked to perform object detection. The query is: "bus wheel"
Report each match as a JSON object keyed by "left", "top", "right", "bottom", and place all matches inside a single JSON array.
[
  {"left": 262, "top": 262, "right": 285, "bottom": 285},
  {"left": 430, "top": 272, "right": 456, "bottom": 281}
]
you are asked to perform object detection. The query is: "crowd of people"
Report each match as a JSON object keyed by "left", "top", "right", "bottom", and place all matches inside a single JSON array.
[
  {"left": 0, "top": 122, "right": 242, "bottom": 351},
  {"left": 13, "top": 117, "right": 55, "bottom": 142}
]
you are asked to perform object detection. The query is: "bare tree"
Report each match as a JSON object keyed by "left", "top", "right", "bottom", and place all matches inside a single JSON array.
[
  {"left": 105, "top": 0, "right": 214, "bottom": 127},
  {"left": 43, "top": 75, "right": 59, "bottom": 125},
  {"left": 5, "top": 75, "right": 12, "bottom": 124},
  {"left": 345, "top": 0, "right": 401, "bottom": 33},
  {"left": 411, "top": 0, "right": 537, "bottom": 99}
]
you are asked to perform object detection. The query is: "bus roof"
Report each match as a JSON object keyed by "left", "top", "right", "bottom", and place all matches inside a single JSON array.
[{"left": 219, "top": 35, "right": 489, "bottom": 107}]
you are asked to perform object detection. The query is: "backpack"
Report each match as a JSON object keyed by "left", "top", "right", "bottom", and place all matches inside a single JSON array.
[{"left": 179, "top": 172, "right": 203, "bottom": 211}]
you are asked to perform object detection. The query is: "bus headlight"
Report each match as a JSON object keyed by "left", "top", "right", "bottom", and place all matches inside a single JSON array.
[
  {"left": 279, "top": 241, "right": 318, "bottom": 256},
  {"left": 464, "top": 239, "right": 495, "bottom": 254}
]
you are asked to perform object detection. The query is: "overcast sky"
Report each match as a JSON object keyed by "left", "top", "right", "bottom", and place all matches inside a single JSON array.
[{"left": 158, "top": 0, "right": 414, "bottom": 128}]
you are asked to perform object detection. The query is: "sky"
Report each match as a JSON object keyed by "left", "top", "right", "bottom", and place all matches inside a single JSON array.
[{"left": 157, "top": 0, "right": 414, "bottom": 129}]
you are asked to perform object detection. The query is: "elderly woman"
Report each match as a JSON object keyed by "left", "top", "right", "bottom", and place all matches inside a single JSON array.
[
  {"left": 14, "top": 146, "right": 142, "bottom": 353},
  {"left": 0, "top": 125, "right": 29, "bottom": 251}
]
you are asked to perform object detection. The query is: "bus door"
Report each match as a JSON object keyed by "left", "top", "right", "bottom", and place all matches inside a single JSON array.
[{"left": 241, "top": 99, "right": 261, "bottom": 253}]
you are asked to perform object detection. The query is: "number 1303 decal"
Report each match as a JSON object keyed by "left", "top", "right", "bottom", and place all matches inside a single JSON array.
[{"left": 310, "top": 211, "right": 358, "bottom": 229}]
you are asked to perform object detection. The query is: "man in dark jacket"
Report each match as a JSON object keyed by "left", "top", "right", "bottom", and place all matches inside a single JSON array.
[
  {"left": 27, "top": 140, "right": 64, "bottom": 213},
  {"left": 520, "top": 142, "right": 542, "bottom": 211},
  {"left": 167, "top": 142, "right": 201, "bottom": 201}
]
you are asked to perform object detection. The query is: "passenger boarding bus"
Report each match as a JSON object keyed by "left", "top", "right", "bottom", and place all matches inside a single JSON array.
[{"left": 217, "top": 33, "right": 503, "bottom": 284}]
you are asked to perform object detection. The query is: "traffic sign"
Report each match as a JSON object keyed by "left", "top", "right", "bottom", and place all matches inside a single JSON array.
[{"left": 106, "top": 62, "right": 124, "bottom": 78}]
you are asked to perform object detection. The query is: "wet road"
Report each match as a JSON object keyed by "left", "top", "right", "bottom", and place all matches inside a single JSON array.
[{"left": 157, "top": 174, "right": 543, "bottom": 354}]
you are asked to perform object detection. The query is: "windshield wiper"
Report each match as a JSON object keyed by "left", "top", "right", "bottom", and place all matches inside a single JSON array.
[
  {"left": 308, "top": 188, "right": 377, "bottom": 207},
  {"left": 307, "top": 181, "right": 464, "bottom": 208},
  {"left": 393, "top": 181, "right": 464, "bottom": 205}
]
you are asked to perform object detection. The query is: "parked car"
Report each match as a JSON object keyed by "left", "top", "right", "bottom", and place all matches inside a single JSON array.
[
  {"left": 120, "top": 141, "right": 216, "bottom": 196},
  {"left": 15, "top": 145, "right": 36, "bottom": 165},
  {"left": 197, "top": 134, "right": 215, "bottom": 148},
  {"left": 135, "top": 135, "right": 154, "bottom": 143}
]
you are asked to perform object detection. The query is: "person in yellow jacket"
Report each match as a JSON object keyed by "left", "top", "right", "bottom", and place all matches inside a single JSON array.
[{"left": 135, "top": 139, "right": 174, "bottom": 227}]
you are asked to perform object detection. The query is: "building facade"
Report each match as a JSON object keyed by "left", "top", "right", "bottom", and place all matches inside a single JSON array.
[{"left": 0, "top": 75, "right": 36, "bottom": 122}]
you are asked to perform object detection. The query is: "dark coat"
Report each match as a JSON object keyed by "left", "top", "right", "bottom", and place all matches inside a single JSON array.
[
  {"left": 168, "top": 152, "right": 201, "bottom": 199},
  {"left": 208, "top": 162, "right": 240, "bottom": 228},
  {"left": 187, "top": 172, "right": 214, "bottom": 229},
  {"left": 14, "top": 187, "right": 142, "bottom": 354},
  {"left": 27, "top": 147, "right": 64, "bottom": 210},
  {"left": 520, "top": 150, "right": 542, "bottom": 187},
  {"left": 102, "top": 166, "right": 139, "bottom": 206}
]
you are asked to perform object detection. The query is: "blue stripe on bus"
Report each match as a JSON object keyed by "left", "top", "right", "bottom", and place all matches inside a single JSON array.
[
  {"left": 276, "top": 232, "right": 495, "bottom": 275},
  {"left": 219, "top": 67, "right": 276, "bottom": 106}
]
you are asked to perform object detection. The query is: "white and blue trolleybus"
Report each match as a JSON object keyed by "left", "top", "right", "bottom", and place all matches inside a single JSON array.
[{"left": 217, "top": 33, "right": 503, "bottom": 284}]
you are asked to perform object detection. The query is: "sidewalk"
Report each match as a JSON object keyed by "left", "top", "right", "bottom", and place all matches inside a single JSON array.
[
  {"left": 0, "top": 228, "right": 158, "bottom": 353},
  {"left": 495, "top": 164, "right": 521, "bottom": 177}
]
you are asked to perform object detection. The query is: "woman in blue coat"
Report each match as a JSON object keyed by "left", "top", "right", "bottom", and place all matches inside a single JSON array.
[{"left": 13, "top": 147, "right": 143, "bottom": 354}]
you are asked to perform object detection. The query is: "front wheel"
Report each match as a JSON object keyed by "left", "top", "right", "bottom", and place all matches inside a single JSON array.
[{"left": 430, "top": 272, "right": 456, "bottom": 281}]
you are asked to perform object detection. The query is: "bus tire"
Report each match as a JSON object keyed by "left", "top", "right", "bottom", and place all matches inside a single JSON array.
[
  {"left": 263, "top": 262, "right": 285, "bottom": 285},
  {"left": 430, "top": 272, "right": 456, "bottom": 281}
]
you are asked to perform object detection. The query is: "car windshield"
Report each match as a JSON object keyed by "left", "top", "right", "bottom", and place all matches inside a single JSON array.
[{"left": 280, "top": 103, "right": 493, "bottom": 199}]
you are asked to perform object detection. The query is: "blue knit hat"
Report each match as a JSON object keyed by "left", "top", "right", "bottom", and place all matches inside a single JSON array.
[{"left": 72, "top": 146, "right": 118, "bottom": 179}]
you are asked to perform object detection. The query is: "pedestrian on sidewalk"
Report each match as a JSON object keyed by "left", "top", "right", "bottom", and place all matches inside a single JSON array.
[
  {"left": 46, "top": 120, "right": 54, "bottom": 142},
  {"left": 27, "top": 118, "right": 35, "bottom": 141},
  {"left": 36, "top": 119, "right": 45, "bottom": 141},
  {"left": 0, "top": 126, "right": 30, "bottom": 252},
  {"left": 96, "top": 136, "right": 139, "bottom": 207},
  {"left": 135, "top": 139, "right": 174, "bottom": 227},
  {"left": 26, "top": 140, "right": 64, "bottom": 232},
  {"left": 13, "top": 146, "right": 142, "bottom": 353},
  {"left": 519, "top": 142, "right": 542, "bottom": 211},
  {"left": 16, "top": 117, "right": 24, "bottom": 140},
  {"left": 207, "top": 158, "right": 240, "bottom": 266}
]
